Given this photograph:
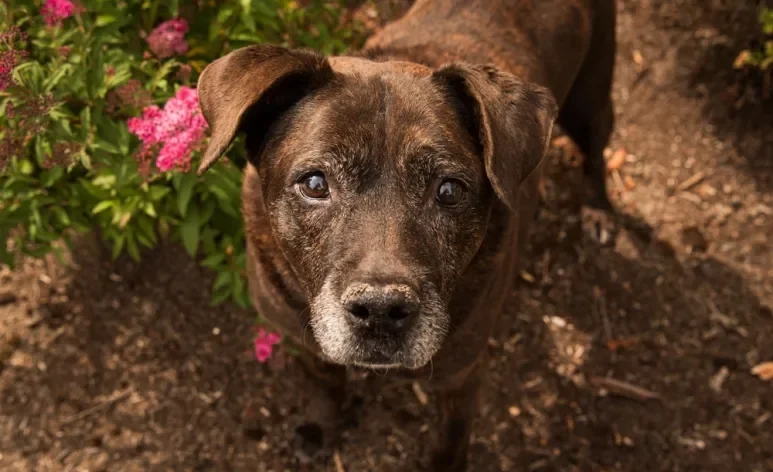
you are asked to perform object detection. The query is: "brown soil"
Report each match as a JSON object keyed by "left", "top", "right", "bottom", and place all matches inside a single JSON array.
[{"left": 2, "top": 1, "right": 772, "bottom": 471}]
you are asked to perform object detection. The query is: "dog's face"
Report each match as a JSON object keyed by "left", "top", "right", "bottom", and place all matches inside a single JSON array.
[{"left": 196, "top": 46, "right": 557, "bottom": 369}]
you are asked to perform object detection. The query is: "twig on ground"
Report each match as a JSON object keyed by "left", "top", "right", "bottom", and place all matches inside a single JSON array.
[
  {"left": 589, "top": 376, "right": 662, "bottom": 402},
  {"left": 60, "top": 389, "right": 132, "bottom": 425},
  {"left": 676, "top": 171, "right": 706, "bottom": 192}
]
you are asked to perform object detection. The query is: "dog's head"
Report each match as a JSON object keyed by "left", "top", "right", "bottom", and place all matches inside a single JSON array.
[{"left": 197, "top": 45, "right": 557, "bottom": 370}]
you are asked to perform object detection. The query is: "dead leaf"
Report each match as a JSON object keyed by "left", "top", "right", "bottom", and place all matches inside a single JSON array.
[
  {"left": 606, "top": 149, "right": 627, "bottom": 172},
  {"left": 552, "top": 135, "right": 584, "bottom": 166},
  {"left": 751, "top": 362, "right": 773, "bottom": 381},
  {"left": 733, "top": 50, "right": 751, "bottom": 69}
]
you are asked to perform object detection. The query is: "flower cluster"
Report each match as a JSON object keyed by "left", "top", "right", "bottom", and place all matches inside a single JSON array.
[
  {"left": 43, "top": 142, "right": 80, "bottom": 169},
  {"left": 41, "top": 0, "right": 76, "bottom": 27},
  {"left": 127, "top": 86, "right": 208, "bottom": 173},
  {"left": 146, "top": 19, "right": 189, "bottom": 59},
  {"left": 1, "top": 93, "right": 57, "bottom": 170},
  {"left": 0, "top": 26, "right": 28, "bottom": 91},
  {"left": 106, "top": 79, "right": 153, "bottom": 116},
  {"left": 254, "top": 329, "right": 282, "bottom": 363}
]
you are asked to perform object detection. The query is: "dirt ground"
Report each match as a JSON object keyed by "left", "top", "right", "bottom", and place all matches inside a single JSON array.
[{"left": 2, "top": 0, "right": 772, "bottom": 471}]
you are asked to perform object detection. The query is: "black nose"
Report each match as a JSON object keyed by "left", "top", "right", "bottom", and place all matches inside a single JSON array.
[{"left": 342, "top": 283, "right": 419, "bottom": 328}]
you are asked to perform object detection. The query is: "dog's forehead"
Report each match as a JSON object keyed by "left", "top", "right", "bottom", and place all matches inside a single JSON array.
[
  {"left": 269, "top": 56, "right": 479, "bottom": 178},
  {"left": 296, "top": 60, "right": 465, "bottom": 151}
]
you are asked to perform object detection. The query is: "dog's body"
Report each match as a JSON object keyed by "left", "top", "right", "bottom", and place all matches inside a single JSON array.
[{"left": 197, "top": 0, "right": 616, "bottom": 469}]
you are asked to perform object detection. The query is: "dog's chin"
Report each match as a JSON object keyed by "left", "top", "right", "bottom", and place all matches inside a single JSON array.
[
  {"left": 308, "top": 285, "right": 450, "bottom": 370},
  {"left": 313, "top": 323, "right": 443, "bottom": 370}
]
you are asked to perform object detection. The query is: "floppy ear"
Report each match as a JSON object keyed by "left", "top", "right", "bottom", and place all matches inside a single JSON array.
[
  {"left": 196, "top": 45, "right": 333, "bottom": 175},
  {"left": 432, "top": 64, "right": 558, "bottom": 210}
]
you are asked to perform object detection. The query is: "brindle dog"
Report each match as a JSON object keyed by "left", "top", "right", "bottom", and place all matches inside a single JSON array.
[{"left": 195, "top": 0, "right": 616, "bottom": 469}]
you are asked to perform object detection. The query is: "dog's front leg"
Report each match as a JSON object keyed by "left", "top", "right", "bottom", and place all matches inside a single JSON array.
[
  {"left": 420, "top": 368, "right": 481, "bottom": 472},
  {"left": 293, "top": 349, "right": 349, "bottom": 464}
]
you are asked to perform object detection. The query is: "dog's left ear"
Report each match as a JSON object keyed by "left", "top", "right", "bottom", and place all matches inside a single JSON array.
[
  {"left": 196, "top": 45, "right": 333, "bottom": 175},
  {"left": 432, "top": 64, "right": 558, "bottom": 210}
]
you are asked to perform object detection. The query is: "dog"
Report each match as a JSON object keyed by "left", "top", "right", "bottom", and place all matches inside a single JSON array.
[{"left": 195, "top": 0, "right": 616, "bottom": 469}]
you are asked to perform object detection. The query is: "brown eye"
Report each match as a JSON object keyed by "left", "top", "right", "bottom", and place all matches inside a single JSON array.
[
  {"left": 299, "top": 172, "right": 330, "bottom": 200},
  {"left": 436, "top": 179, "right": 465, "bottom": 207}
]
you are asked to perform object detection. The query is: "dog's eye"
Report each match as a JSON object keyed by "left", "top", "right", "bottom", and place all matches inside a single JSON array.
[
  {"left": 298, "top": 172, "right": 330, "bottom": 200},
  {"left": 436, "top": 179, "right": 465, "bottom": 207}
]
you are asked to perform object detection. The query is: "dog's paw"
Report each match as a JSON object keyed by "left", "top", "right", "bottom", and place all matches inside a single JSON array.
[
  {"left": 293, "top": 421, "right": 334, "bottom": 464},
  {"left": 581, "top": 205, "right": 617, "bottom": 246}
]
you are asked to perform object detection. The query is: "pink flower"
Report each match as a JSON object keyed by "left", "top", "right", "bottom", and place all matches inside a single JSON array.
[
  {"left": 254, "top": 329, "right": 281, "bottom": 363},
  {"left": 127, "top": 86, "right": 208, "bottom": 172},
  {"left": 41, "top": 0, "right": 76, "bottom": 26},
  {"left": 146, "top": 19, "right": 189, "bottom": 59}
]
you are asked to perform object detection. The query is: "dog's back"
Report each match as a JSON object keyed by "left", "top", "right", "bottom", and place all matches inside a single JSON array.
[{"left": 365, "top": 0, "right": 615, "bottom": 105}]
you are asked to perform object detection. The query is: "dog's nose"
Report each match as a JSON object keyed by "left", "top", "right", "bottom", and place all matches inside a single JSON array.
[{"left": 342, "top": 283, "right": 419, "bottom": 328}]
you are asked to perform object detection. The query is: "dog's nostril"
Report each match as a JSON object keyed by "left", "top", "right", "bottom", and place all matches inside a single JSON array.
[
  {"left": 349, "top": 304, "right": 370, "bottom": 320},
  {"left": 388, "top": 306, "right": 411, "bottom": 321}
]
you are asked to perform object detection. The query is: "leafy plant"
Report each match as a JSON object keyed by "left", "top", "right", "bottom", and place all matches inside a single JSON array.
[{"left": 0, "top": 0, "right": 365, "bottom": 308}]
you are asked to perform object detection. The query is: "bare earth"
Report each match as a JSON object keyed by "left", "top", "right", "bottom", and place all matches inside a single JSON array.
[{"left": 1, "top": 1, "right": 772, "bottom": 471}]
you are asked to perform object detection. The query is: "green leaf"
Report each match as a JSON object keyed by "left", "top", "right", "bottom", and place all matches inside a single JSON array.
[
  {"left": 126, "top": 234, "right": 141, "bottom": 261},
  {"left": 41, "top": 167, "right": 65, "bottom": 188},
  {"left": 51, "top": 207, "right": 71, "bottom": 226},
  {"left": 144, "top": 202, "right": 157, "bottom": 218},
  {"left": 111, "top": 235, "right": 126, "bottom": 259},
  {"left": 177, "top": 171, "right": 197, "bottom": 217},
  {"left": 149, "top": 186, "right": 171, "bottom": 201},
  {"left": 95, "top": 14, "right": 117, "bottom": 27},
  {"left": 86, "top": 45, "right": 106, "bottom": 99},
  {"left": 180, "top": 205, "right": 200, "bottom": 257},
  {"left": 231, "top": 274, "right": 245, "bottom": 303},
  {"left": 92, "top": 137, "right": 120, "bottom": 154},
  {"left": 210, "top": 288, "right": 233, "bottom": 306},
  {"left": 201, "top": 252, "right": 225, "bottom": 269},
  {"left": 44, "top": 65, "right": 74, "bottom": 92},
  {"left": 213, "top": 271, "right": 231, "bottom": 291},
  {"left": 240, "top": 0, "right": 257, "bottom": 32},
  {"left": 149, "top": 60, "right": 178, "bottom": 90},
  {"left": 92, "top": 200, "right": 114, "bottom": 214},
  {"left": 79, "top": 107, "right": 92, "bottom": 139}
]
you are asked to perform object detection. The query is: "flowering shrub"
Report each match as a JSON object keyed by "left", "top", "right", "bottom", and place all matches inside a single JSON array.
[{"left": 0, "top": 0, "right": 365, "bottom": 317}]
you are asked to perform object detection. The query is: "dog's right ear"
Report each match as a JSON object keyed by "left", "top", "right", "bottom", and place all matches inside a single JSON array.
[{"left": 196, "top": 45, "right": 333, "bottom": 175}]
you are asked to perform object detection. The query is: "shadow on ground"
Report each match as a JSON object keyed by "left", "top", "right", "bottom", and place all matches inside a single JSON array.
[{"left": 628, "top": 0, "right": 773, "bottom": 193}]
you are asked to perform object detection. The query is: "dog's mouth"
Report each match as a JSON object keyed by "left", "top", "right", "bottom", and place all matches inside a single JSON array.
[{"left": 308, "top": 280, "right": 449, "bottom": 370}]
